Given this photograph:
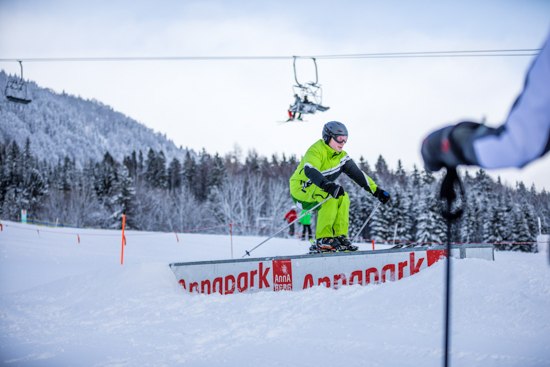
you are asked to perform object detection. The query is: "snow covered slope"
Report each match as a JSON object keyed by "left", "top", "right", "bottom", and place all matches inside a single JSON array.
[{"left": 0, "top": 221, "right": 549, "bottom": 366}]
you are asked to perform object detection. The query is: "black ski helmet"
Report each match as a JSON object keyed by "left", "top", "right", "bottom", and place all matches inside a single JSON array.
[{"left": 322, "top": 121, "right": 348, "bottom": 144}]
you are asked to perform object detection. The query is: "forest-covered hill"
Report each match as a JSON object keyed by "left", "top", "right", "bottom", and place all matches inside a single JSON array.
[{"left": 0, "top": 70, "right": 187, "bottom": 165}]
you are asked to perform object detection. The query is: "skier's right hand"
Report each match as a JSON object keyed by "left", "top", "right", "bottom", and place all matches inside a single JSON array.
[
  {"left": 374, "top": 187, "right": 391, "bottom": 204},
  {"left": 322, "top": 182, "right": 345, "bottom": 198}
]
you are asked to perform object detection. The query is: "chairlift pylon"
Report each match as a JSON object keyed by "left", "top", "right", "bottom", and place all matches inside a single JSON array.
[{"left": 4, "top": 60, "right": 32, "bottom": 104}]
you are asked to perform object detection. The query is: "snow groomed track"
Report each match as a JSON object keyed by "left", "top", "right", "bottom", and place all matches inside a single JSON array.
[{"left": 170, "top": 244, "right": 494, "bottom": 295}]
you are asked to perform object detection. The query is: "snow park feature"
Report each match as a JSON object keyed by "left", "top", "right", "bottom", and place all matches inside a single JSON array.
[
  {"left": 170, "top": 244, "right": 494, "bottom": 295},
  {"left": 1, "top": 220, "right": 549, "bottom": 366}
]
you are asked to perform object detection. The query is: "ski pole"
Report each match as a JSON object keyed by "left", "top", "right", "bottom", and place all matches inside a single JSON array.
[
  {"left": 351, "top": 201, "right": 381, "bottom": 243},
  {"left": 439, "top": 167, "right": 465, "bottom": 367},
  {"left": 242, "top": 196, "right": 331, "bottom": 258}
]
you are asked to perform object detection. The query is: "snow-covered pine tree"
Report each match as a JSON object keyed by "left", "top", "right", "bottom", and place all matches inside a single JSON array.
[
  {"left": 167, "top": 157, "right": 183, "bottom": 192},
  {"left": 93, "top": 152, "right": 128, "bottom": 228},
  {"left": 510, "top": 202, "right": 535, "bottom": 252},
  {"left": 370, "top": 196, "right": 393, "bottom": 243},
  {"left": 348, "top": 181, "right": 373, "bottom": 241},
  {"left": 374, "top": 155, "right": 391, "bottom": 183},
  {"left": 182, "top": 150, "right": 197, "bottom": 190},
  {"left": 0, "top": 140, "right": 48, "bottom": 220},
  {"left": 394, "top": 159, "right": 408, "bottom": 187},
  {"left": 414, "top": 176, "right": 446, "bottom": 245},
  {"left": 484, "top": 193, "right": 512, "bottom": 247},
  {"left": 113, "top": 166, "right": 136, "bottom": 229},
  {"left": 390, "top": 183, "right": 414, "bottom": 245},
  {"left": 145, "top": 149, "right": 168, "bottom": 190}
]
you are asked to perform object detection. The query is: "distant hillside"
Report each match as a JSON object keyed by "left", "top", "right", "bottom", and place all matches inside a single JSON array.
[{"left": 0, "top": 70, "right": 188, "bottom": 164}]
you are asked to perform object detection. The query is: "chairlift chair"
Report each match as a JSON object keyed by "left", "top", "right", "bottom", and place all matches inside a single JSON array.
[
  {"left": 4, "top": 60, "right": 32, "bottom": 104},
  {"left": 286, "top": 57, "right": 329, "bottom": 118},
  {"left": 292, "top": 82, "right": 323, "bottom": 106}
]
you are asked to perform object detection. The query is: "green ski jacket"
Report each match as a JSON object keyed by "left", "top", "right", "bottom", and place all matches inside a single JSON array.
[{"left": 289, "top": 139, "right": 378, "bottom": 205}]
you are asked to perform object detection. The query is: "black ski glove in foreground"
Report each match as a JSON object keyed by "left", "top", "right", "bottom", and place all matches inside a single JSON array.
[
  {"left": 322, "top": 182, "right": 345, "bottom": 198},
  {"left": 374, "top": 187, "right": 390, "bottom": 204},
  {"left": 421, "top": 121, "right": 483, "bottom": 172}
]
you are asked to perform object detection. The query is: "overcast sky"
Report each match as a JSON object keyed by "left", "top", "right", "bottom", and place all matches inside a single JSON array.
[{"left": 1, "top": 0, "right": 549, "bottom": 190}]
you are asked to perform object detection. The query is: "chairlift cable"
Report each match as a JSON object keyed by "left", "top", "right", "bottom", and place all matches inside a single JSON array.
[
  {"left": 311, "top": 48, "right": 540, "bottom": 59},
  {"left": 0, "top": 48, "right": 541, "bottom": 63}
]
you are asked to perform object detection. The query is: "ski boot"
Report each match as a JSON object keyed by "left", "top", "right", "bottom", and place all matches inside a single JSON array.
[
  {"left": 309, "top": 237, "right": 338, "bottom": 253},
  {"left": 308, "top": 243, "right": 319, "bottom": 253},
  {"left": 335, "top": 236, "right": 358, "bottom": 252}
]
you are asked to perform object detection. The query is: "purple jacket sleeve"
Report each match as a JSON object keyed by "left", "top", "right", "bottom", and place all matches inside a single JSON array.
[{"left": 472, "top": 32, "right": 550, "bottom": 168}]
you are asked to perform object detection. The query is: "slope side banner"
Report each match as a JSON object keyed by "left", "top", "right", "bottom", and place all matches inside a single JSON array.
[{"left": 170, "top": 244, "right": 494, "bottom": 295}]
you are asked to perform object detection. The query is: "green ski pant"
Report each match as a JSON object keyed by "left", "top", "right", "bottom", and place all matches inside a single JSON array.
[
  {"left": 292, "top": 193, "right": 350, "bottom": 239},
  {"left": 316, "top": 193, "right": 349, "bottom": 239}
]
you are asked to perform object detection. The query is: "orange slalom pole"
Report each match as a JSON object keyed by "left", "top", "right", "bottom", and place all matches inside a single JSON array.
[
  {"left": 120, "top": 214, "right": 127, "bottom": 265},
  {"left": 372, "top": 239, "right": 375, "bottom": 250}
]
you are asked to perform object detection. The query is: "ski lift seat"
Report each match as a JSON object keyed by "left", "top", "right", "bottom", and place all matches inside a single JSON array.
[
  {"left": 4, "top": 61, "right": 32, "bottom": 104},
  {"left": 6, "top": 95, "right": 32, "bottom": 104}
]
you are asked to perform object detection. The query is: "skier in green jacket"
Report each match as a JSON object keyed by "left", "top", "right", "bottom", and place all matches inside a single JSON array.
[
  {"left": 289, "top": 121, "right": 390, "bottom": 253},
  {"left": 299, "top": 209, "right": 313, "bottom": 241}
]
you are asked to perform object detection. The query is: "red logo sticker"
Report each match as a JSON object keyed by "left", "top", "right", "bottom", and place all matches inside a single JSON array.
[{"left": 272, "top": 259, "right": 293, "bottom": 291}]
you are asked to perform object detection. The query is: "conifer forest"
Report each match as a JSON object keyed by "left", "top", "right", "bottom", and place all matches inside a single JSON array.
[{"left": 1, "top": 139, "right": 548, "bottom": 252}]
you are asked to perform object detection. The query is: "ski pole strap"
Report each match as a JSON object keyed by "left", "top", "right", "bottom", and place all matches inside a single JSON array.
[
  {"left": 242, "top": 196, "right": 331, "bottom": 258},
  {"left": 351, "top": 201, "right": 381, "bottom": 243}
]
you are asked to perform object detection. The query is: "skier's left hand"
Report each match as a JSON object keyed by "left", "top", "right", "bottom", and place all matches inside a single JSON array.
[{"left": 374, "top": 187, "right": 390, "bottom": 204}]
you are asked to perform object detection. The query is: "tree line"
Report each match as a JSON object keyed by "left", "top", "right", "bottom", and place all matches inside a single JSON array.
[{"left": 1, "top": 139, "right": 548, "bottom": 251}]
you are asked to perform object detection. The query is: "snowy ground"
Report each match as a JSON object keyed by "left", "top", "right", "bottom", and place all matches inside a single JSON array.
[{"left": 0, "top": 220, "right": 549, "bottom": 367}]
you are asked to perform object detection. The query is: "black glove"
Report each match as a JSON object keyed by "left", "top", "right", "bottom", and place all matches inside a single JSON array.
[
  {"left": 421, "top": 121, "right": 482, "bottom": 172},
  {"left": 322, "top": 182, "right": 345, "bottom": 198},
  {"left": 374, "top": 187, "right": 390, "bottom": 204}
]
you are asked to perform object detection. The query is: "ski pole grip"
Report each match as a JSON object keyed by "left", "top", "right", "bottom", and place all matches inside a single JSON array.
[{"left": 440, "top": 167, "right": 465, "bottom": 221}]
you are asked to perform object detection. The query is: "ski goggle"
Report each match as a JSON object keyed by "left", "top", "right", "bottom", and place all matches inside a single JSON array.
[{"left": 333, "top": 136, "right": 348, "bottom": 144}]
